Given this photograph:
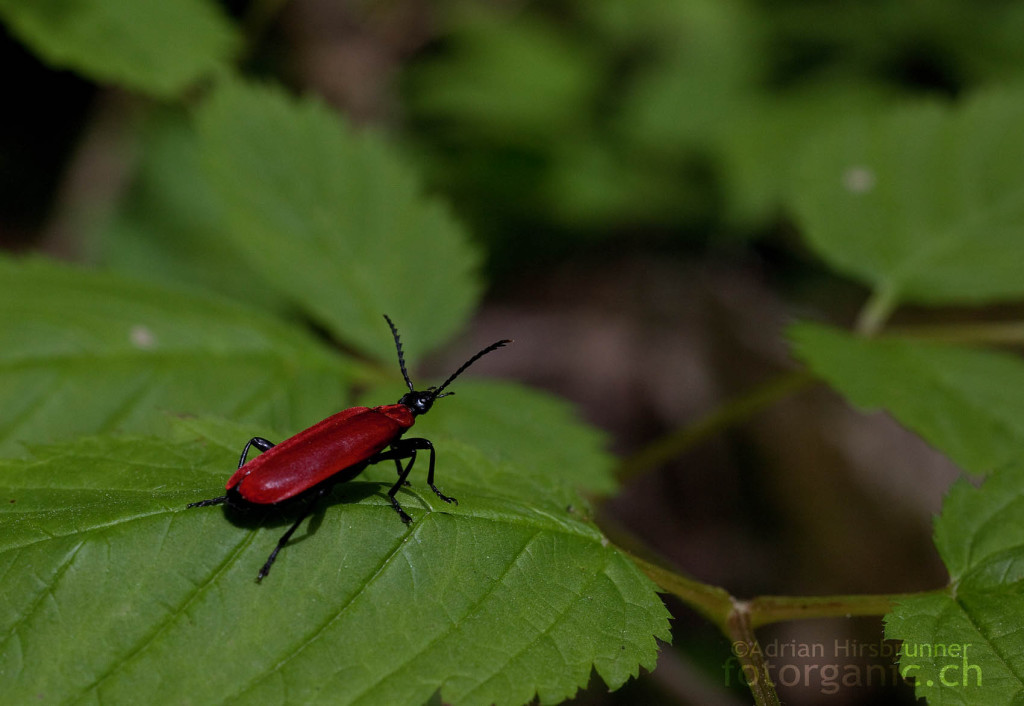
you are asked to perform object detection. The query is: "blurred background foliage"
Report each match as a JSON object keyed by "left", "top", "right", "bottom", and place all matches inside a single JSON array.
[{"left": 4, "top": 0, "right": 1024, "bottom": 703}]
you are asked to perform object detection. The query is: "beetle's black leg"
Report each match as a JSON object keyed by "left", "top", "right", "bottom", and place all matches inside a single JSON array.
[
  {"left": 187, "top": 495, "right": 228, "bottom": 508},
  {"left": 257, "top": 487, "right": 327, "bottom": 582},
  {"left": 238, "top": 437, "right": 275, "bottom": 469},
  {"left": 393, "top": 438, "right": 457, "bottom": 506},
  {"left": 187, "top": 437, "right": 276, "bottom": 509},
  {"left": 371, "top": 438, "right": 455, "bottom": 521},
  {"left": 390, "top": 453, "right": 411, "bottom": 486},
  {"left": 415, "top": 438, "right": 457, "bottom": 506},
  {"left": 368, "top": 444, "right": 418, "bottom": 523},
  {"left": 385, "top": 452, "right": 416, "bottom": 525}
]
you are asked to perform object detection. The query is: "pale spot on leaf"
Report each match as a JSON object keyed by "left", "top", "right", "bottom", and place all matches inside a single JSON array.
[
  {"left": 130, "top": 325, "right": 157, "bottom": 350},
  {"left": 842, "top": 166, "right": 876, "bottom": 194}
]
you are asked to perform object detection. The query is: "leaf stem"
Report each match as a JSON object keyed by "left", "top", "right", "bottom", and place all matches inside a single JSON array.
[
  {"left": 630, "top": 553, "right": 946, "bottom": 704},
  {"left": 855, "top": 283, "right": 898, "bottom": 337},
  {"left": 632, "top": 553, "right": 928, "bottom": 631},
  {"left": 614, "top": 371, "right": 814, "bottom": 485},
  {"left": 726, "top": 602, "right": 783, "bottom": 706},
  {"left": 887, "top": 320, "right": 1024, "bottom": 347},
  {"left": 627, "top": 554, "right": 734, "bottom": 630},
  {"left": 745, "top": 591, "right": 942, "bottom": 628}
]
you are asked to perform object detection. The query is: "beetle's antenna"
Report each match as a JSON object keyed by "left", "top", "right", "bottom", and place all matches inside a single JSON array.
[
  {"left": 383, "top": 314, "right": 415, "bottom": 392},
  {"left": 434, "top": 338, "right": 512, "bottom": 397}
]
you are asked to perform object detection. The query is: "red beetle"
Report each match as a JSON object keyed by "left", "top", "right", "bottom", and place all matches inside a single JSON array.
[{"left": 188, "top": 315, "right": 510, "bottom": 580}]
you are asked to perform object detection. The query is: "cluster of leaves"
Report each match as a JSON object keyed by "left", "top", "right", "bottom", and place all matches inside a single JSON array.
[
  {"left": 408, "top": 3, "right": 1024, "bottom": 702},
  {"left": 0, "top": 2, "right": 668, "bottom": 705},
  {"left": 5, "top": 0, "right": 1024, "bottom": 704},
  {"left": 402, "top": 0, "right": 1024, "bottom": 254},
  {"left": 786, "top": 86, "right": 1024, "bottom": 703}
]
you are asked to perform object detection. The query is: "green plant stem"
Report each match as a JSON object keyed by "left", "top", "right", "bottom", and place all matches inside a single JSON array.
[
  {"left": 726, "top": 602, "right": 783, "bottom": 706},
  {"left": 746, "top": 591, "right": 942, "bottom": 628},
  {"left": 628, "top": 554, "right": 734, "bottom": 630},
  {"left": 615, "top": 371, "right": 814, "bottom": 485},
  {"left": 888, "top": 320, "right": 1024, "bottom": 347},
  {"left": 632, "top": 553, "right": 926, "bottom": 630},
  {"left": 855, "top": 283, "right": 898, "bottom": 336},
  {"left": 629, "top": 553, "right": 944, "bottom": 705},
  {"left": 629, "top": 555, "right": 779, "bottom": 705}
]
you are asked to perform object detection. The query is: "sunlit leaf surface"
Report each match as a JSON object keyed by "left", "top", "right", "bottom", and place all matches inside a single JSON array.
[{"left": 0, "top": 422, "right": 669, "bottom": 705}]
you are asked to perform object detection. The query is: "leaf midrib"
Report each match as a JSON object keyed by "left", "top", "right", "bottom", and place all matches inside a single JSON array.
[
  {"left": 954, "top": 594, "right": 1024, "bottom": 695},
  {"left": 884, "top": 180, "right": 1024, "bottom": 294},
  {"left": 67, "top": 520, "right": 263, "bottom": 706}
]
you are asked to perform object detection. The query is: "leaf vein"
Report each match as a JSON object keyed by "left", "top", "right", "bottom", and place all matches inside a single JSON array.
[
  {"left": 347, "top": 526, "right": 545, "bottom": 706},
  {"left": 0, "top": 539, "right": 84, "bottom": 660},
  {"left": 67, "top": 518, "right": 260, "bottom": 703},
  {"left": 460, "top": 546, "right": 613, "bottom": 704},
  {"left": 955, "top": 595, "right": 1024, "bottom": 689},
  {"left": 221, "top": 523, "right": 415, "bottom": 704}
]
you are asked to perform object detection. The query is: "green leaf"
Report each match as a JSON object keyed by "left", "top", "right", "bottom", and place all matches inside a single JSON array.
[
  {"left": 790, "top": 322, "right": 1024, "bottom": 475},
  {"left": 0, "top": 422, "right": 670, "bottom": 705},
  {"left": 790, "top": 87, "right": 1024, "bottom": 305},
  {"left": 406, "top": 9, "right": 599, "bottom": 142},
  {"left": 616, "top": 0, "right": 761, "bottom": 156},
  {"left": 716, "top": 79, "right": 893, "bottom": 226},
  {"left": 0, "top": 0, "right": 238, "bottom": 98},
  {"left": 195, "top": 79, "right": 482, "bottom": 358},
  {"left": 885, "top": 462, "right": 1024, "bottom": 704},
  {"left": 98, "top": 113, "right": 286, "bottom": 312},
  {"left": 0, "top": 255, "right": 355, "bottom": 456},
  {"left": 540, "top": 138, "right": 690, "bottom": 228},
  {"left": 361, "top": 380, "right": 617, "bottom": 497}
]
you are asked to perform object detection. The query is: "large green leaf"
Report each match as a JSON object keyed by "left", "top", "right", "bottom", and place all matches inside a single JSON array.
[
  {"left": 0, "top": 0, "right": 238, "bottom": 97},
  {"left": 790, "top": 322, "right": 1024, "bottom": 475},
  {"left": 790, "top": 87, "right": 1024, "bottom": 305},
  {"left": 0, "top": 421, "right": 670, "bottom": 705},
  {"left": 0, "top": 256, "right": 355, "bottom": 456},
  {"left": 885, "top": 462, "right": 1024, "bottom": 704},
  {"left": 195, "top": 79, "right": 481, "bottom": 359},
  {"left": 98, "top": 113, "right": 286, "bottom": 312}
]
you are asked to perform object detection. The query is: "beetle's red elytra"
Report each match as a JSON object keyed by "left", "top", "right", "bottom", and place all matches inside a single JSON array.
[
  {"left": 188, "top": 315, "right": 511, "bottom": 581},
  {"left": 222, "top": 405, "right": 414, "bottom": 505}
]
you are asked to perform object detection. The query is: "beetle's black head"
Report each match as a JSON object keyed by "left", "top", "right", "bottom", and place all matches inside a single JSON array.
[
  {"left": 384, "top": 315, "right": 511, "bottom": 417},
  {"left": 398, "top": 388, "right": 446, "bottom": 416}
]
